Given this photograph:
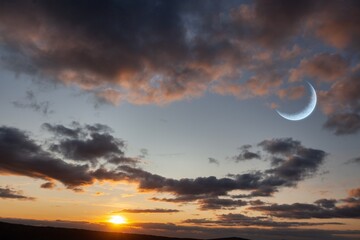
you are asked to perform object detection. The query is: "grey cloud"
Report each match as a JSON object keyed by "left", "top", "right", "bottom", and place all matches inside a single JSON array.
[
  {"left": 0, "top": 124, "right": 328, "bottom": 211},
  {"left": 0, "top": 125, "right": 131, "bottom": 191},
  {"left": 208, "top": 157, "right": 219, "bottom": 165},
  {"left": 184, "top": 213, "right": 342, "bottom": 227},
  {"left": 12, "top": 91, "right": 53, "bottom": 116},
  {"left": 320, "top": 68, "right": 360, "bottom": 135},
  {"left": 324, "top": 113, "right": 360, "bottom": 135},
  {"left": 142, "top": 138, "right": 326, "bottom": 204},
  {"left": 198, "top": 198, "right": 247, "bottom": 210},
  {"left": 0, "top": 186, "right": 35, "bottom": 200},
  {"left": 40, "top": 182, "right": 56, "bottom": 189},
  {"left": 346, "top": 157, "right": 360, "bottom": 164},
  {"left": 1, "top": 0, "right": 357, "bottom": 107},
  {"left": 233, "top": 145, "right": 261, "bottom": 162},
  {"left": 250, "top": 189, "right": 360, "bottom": 219},
  {"left": 258, "top": 138, "right": 301, "bottom": 154},
  {"left": 315, "top": 199, "right": 337, "bottom": 209},
  {"left": 43, "top": 123, "right": 138, "bottom": 166}
]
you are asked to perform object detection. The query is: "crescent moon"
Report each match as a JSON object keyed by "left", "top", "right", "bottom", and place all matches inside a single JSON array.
[{"left": 276, "top": 82, "right": 317, "bottom": 121}]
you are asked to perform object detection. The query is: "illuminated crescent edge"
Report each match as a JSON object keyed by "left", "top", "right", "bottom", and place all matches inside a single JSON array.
[{"left": 276, "top": 82, "right": 317, "bottom": 121}]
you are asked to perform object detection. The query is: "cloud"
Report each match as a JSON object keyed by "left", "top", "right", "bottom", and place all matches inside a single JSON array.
[
  {"left": 250, "top": 187, "right": 360, "bottom": 219},
  {"left": 198, "top": 197, "right": 247, "bottom": 210},
  {"left": 323, "top": 113, "right": 360, "bottom": 135},
  {"left": 258, "top": 138, "right": 301, "bottom": 155},
  {"left": 312, "top": 1, "right": 360, "bottom": 49},
  {"left": 280, "top": 44, "right": 301, "bottom": 60},
  {"left": 0, "top": 0, "right": 227, "bottom": 105},
  {"left": 233, "top": 145, "right": 261, "bottom": 162},
  {"left": 346, "top": 157, "right": 360, "bottom": 165},
  {"left": 0, "top": 186, "right": 35, "bottom": 200},
  {"left": 43, "top": 122, "right": 138, "bottom": 166},
  {"left": 208, "top": 157, "right": 219, "bottom": 165},
  {"left": 143, "top": 138, "right": 326, "bottom": 206},
  {"left": 0, "top": 124, "right": 328, "bottom": 211},
  {"left": 319, "top": 68, "right": 360, "bottom": 135},
  {"left": 40, "top": 182, "right": 56, "bottom": 189},
  {"left": 12, "top": 91, "right": 53, "bottom": 115},
  {"left": 315, "top": 199, "right": 337, "bottom": 209},
  {"left": 184, "top": 213, "right": 342, "bottom": 227},
  {"left": 253, "top": 0, "right": 316, "bottom": 47},
  {"left": 117, "top": 208, "right": 180, "bottom": 214},
  {"left": 1, "top": 0, "right": 356, "bottom": 106},
  {"left": 277, "top": 85, "right": 305, "bottom": 100},
  {"left": 1, "top": 1, "right": 359, "bottom": 137},
  {"left": 289, "top": 53, "right": 349, "bottom": 83},
  {"left": 0, "top": 125, "right": 134, "bottom": 191}
]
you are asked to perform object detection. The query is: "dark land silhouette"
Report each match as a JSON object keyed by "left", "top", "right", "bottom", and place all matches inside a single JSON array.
[{"left": 0, "top": 221, "right": 249, "bottom": 240}]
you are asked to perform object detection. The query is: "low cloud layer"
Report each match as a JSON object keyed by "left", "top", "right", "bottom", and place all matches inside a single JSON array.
[
  {"left": 0, "top": 124, "right": 327, "bottom": 211},
  {"left": 250, "top": 187, "right": 360, "bottom": 219},
  {"left": 184, "top": 213, "right": 342, "bottom": 227}
]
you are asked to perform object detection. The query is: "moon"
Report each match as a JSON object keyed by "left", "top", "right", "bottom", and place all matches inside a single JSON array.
[{"left": 276, "top": 82, "right": 317, "bottom": 121}]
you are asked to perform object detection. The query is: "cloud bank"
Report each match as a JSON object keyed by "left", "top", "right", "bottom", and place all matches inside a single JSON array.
[{"left": 1, "top": 1, "right": 360, "bottom": 134}]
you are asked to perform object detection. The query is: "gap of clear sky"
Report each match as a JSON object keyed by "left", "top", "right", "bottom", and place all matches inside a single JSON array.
[{"left": 0, "top": 1, "right": 359, "bottom": 240}]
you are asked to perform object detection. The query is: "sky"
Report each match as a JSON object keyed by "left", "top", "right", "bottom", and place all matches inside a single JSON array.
[{"left": 0, "top": 0, "right": 359, "bottom": 239}]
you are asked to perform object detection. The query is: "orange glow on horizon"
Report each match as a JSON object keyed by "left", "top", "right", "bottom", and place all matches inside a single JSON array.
[{"left": 108, "top": 215, "right": 127, "bottom": 225}]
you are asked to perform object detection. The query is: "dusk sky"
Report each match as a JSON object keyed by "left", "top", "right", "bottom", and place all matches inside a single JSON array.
[{"left": 0, "top": 1, "right": 359, "bottom": 239}]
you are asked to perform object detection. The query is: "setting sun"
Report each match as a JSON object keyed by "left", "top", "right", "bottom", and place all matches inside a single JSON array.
[{"left": 108, "top": 215, "right": 127, "bottom": 225}]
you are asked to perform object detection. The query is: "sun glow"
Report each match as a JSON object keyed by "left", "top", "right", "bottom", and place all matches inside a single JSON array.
[{"left": 109, "top": 215, "right": 127, "bottom": 225}]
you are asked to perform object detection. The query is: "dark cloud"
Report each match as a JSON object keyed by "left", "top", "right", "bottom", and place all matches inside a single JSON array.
[
  {"left": 0, "top": 126, "right": 92, "bottom": 189},
  {"left": 233, "top": 145, "right": 261, "bottom": 162},
  {"left": 0, "top": 124, "right": 328, "bottom": 211},
  {"left": 249, "top": 199, "right": 266, "bottom": 206},
  {"left": 0, "top": 125, "right": 133, "bottom": 191},
  {"left": 131, "top": 138, "right": 326, "bottom": 204},
  {"left": 208, "top": 157, "right": 219, "bottom": 165},
  {"left": 250, "top": 188, "right": 360, "bottom": 219},
  {"left": 117, "top": 208, "right": 180, "bottom": 214},
  {"left": 43, "top": 122, "right": 138, "bottom": 166},
  {"left": 1, "top": 0, "right": 360, "bottom": 135},
  {"left": 315, "top": 198, "right": 337, "bottom": 209},
  {"left": 318, "top": 66, "right": 360, "bottom": 135},
  {"left": 40, "top": 182, "right": 56, "bottom": 189},
  {"left": 198, "top": 197, "right": 247, "bottom": 210},
  {"left": 42, "top": 123, "right": 83, "bottom": 139},
  {"left": 0, "top": 186, "right": 35, "bottom": 200},
  {"left": 258, "top": 138, "right": 301, "bottom": 155},
  {"left": 254, "top": 0, "right": 316, "bottom": 47},
  {"left": 0, "top": 0, "right": 220, "bottom": 105},
  {"left": 312, "top": 0, "right": 360, "bottom": 50},
  {"left": 184, "top": 213, "right": 342, "bottom": 228},
  {"left": 0, "top": 0, "right": 354, "bottom": 103},
  {"left": 12, "top": 91, "right": 53, "bottom": 115},
  {"left": 324, "top": 113, "right": 360, "bottom": 135}
]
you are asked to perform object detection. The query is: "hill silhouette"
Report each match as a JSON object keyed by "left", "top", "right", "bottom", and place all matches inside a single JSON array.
[{"left": 0, "top": 221, "right": 249, "bottom": 240}]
